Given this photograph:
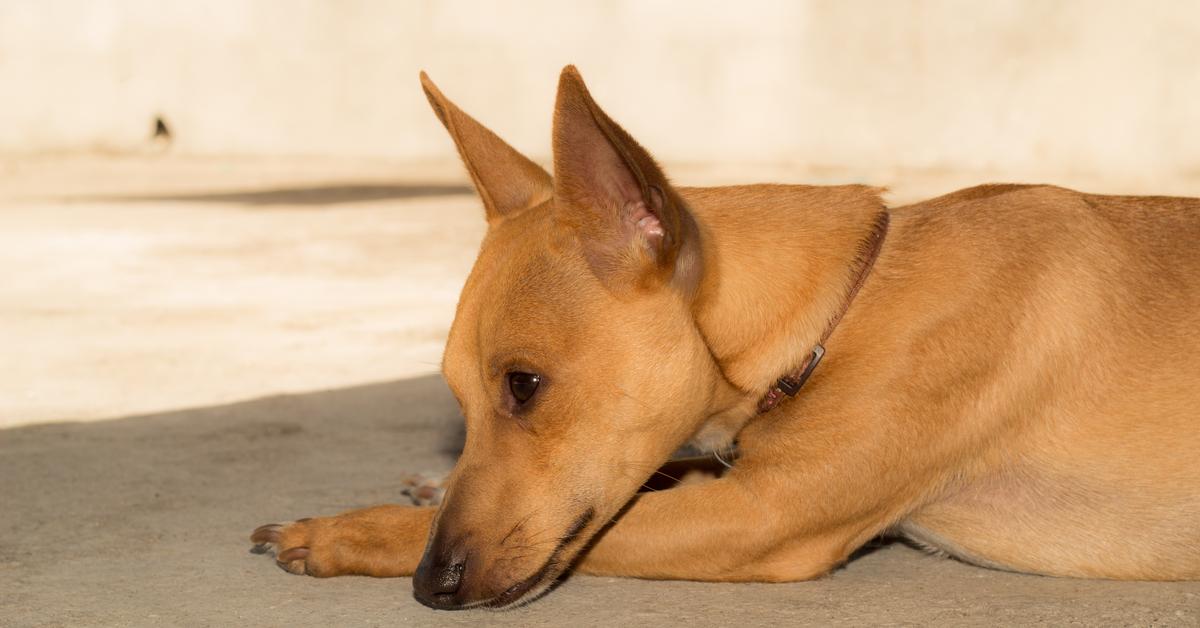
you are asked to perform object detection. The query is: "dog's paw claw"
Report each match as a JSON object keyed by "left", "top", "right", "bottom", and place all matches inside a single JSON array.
[
  {"left": 276, "top": 546, "right": 311, "bottom": 574},
  {"left": 250, "top": 523, "right": 282, "bottom": 546},
  {"left": 249, "top": 520, "right": 315, "bottom": 575},
  {"left": 277, "top": 546, "right": 309, "bottom": 562}
]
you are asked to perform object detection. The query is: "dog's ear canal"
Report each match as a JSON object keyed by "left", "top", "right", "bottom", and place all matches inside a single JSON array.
[
  {"left": 551, "top": 65, "right": 696, "bottom": 291},
  {"left": 419, "top": 72, "right": 552, "bottom": 222}
]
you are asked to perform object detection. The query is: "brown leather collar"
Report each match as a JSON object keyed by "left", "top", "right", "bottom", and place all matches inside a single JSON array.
[{"left": 757, "top": 211, "right": 890, "bottom": 414}]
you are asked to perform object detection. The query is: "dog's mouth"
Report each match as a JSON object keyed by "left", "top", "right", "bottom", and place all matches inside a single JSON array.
[{"left": 482, "top": 507, "right": 596, "bottom": 610}]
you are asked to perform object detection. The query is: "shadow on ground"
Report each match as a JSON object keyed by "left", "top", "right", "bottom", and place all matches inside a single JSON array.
[
  {"left": 74, "top": 183, "right": 474, "bottom": 207},
  {"left": 1, "top": 375, "right": 1196, "bottom": 627},
  {"left": 0, "top": 376, "right": 461, "bottom": 625}
]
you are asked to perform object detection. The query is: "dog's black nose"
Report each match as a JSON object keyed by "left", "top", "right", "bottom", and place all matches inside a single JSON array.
[
  {"left": 432, "top": 560, "right": 465, "bottom": 595},
  {"left": 413, "top": 552, "right": 469, "bottom": 610}
]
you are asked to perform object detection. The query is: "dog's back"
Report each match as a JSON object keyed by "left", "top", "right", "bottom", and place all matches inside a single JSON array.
[{"left": 885, "top": 184, "right": 1200, "bottom": 579}]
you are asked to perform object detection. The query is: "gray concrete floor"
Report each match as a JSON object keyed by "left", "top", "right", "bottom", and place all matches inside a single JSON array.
[{"left": 2, "top": 156, "right": 1198, "bottom": 626}]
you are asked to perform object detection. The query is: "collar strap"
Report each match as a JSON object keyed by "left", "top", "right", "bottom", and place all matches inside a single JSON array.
[{"left": 757, "top": 211, "right": 890, "bottom": 414}]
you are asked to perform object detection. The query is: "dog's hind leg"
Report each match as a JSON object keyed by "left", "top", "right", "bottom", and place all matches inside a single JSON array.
[{"left": 250, "top": 505, "right": 434, "bottom": 577}]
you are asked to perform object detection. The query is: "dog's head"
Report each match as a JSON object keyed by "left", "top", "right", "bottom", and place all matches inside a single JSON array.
[{"left": 412, "top": 67, "right": 739, "bottom": 609}]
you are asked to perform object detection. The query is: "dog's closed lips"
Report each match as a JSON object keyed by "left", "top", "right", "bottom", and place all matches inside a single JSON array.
[{"left": 413, "top": 507, "right": 596, "bottom": 610}]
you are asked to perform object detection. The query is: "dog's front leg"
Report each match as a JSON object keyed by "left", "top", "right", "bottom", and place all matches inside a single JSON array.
[
  {"left": 576, "top": 460, "right": 906, "bottom": 582},
  {"left": 251, "top": 505, "right": 434, "bottom": 577}
]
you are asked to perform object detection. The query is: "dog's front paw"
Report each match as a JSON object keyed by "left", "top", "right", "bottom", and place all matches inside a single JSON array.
[
  {"left": 249, "top": 505, "right": 434, "bottom": 578},
  {"left": 250, "top": 518, "right": 328, "bottom": 576}
]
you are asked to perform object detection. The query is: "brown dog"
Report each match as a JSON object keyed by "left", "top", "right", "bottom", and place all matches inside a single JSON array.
[{"left": 251, "top": 66, "right": 1200, "bottom": 609}]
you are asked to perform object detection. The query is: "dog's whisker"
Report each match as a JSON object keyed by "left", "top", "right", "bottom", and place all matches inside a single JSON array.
[{"left": 499, "top": 512, "right": 536, "bottom": 548}]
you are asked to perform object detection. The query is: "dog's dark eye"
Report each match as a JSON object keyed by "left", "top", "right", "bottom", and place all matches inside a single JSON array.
[{"left": 507, "top": 372, "right": 541, "bottom": 404}]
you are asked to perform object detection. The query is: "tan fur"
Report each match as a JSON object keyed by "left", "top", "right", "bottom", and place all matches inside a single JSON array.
[{"left": 251, "top": 67, "right": 1200, "bottom": 609}]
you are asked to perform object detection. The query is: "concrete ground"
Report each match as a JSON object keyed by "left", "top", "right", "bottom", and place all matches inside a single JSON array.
[{"left": 2, "top": 155, "right": 1198, "bottom": 626}]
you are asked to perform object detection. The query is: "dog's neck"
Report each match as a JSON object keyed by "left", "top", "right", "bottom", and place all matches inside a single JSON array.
[{"left": 682, "top": 184, "right": 888, "bottom": 433}]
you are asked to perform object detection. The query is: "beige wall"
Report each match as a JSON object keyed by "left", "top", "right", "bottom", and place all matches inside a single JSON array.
[{"left": 3, "top": 1, "right": 1198, "bottom": 179}]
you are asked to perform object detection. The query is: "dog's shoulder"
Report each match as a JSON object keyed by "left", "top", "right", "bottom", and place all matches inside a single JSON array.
[
  {"left": 680, "top": 183, "right": 883, "bottom": 208},
  {"left": 892, "top": 183, "right": 1083, "bottom": 216}
]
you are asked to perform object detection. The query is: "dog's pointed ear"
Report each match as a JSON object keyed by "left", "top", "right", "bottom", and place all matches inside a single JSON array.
[
  {"left": 551, "top": 66, "right": 697, "bottom": 293},
  {"left": 420, "top": 71, "right": 552, "bottom": 222}
]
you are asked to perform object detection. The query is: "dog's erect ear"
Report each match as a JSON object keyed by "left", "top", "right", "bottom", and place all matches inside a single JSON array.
[
  {"left": 420, "top": 72, "right": 552, "bottom": 222},
  {"left": 551, "top": 66, "right": 696, "bottom": 292}
]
